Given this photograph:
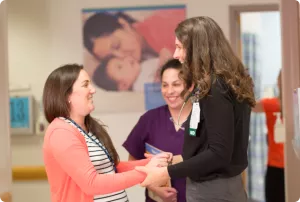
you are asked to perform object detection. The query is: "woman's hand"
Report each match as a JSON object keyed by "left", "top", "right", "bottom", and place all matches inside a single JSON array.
[
  {"left": 148, "top": 186, "right": 178, "bottom": 202},
  {"left": 145, "top": 152, "right": 173, "bottom": 168},
  {"left": 135, "top": 166, "right": 170, "bottom": 187}
]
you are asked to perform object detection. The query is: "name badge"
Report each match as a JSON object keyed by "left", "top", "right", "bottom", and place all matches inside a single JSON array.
[{"left": 189, "top": 102, "right": 200, "bottom": 136}]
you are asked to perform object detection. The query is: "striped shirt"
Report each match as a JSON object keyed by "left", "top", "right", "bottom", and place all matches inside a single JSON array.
[{"left": 61, "top": 118, "right": 129, "bottom": 202}]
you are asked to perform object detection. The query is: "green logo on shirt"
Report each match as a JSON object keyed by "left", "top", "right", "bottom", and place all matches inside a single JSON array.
[{"left": 189, "top": 128, "right": 196, "bottom": 136}]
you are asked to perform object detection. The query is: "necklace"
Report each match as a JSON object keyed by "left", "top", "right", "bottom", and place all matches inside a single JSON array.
[
  {"left": 169, "top": 101, "right": 189, "bottom": 131},
  {"left": 169, "top": 117, "right": 187, "bottom": 127},
  {"left": 169, "top": 117, "right": 186, "bottom": 131},
  {"left": 170, "top": 88, "right": 198, "bottom": 130}
]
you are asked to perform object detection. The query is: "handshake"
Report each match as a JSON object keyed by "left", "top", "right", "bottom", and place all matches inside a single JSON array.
[
  {"left": 135, "top": 152, "right": 173, "bottom": 187},
  {"left": 145, "top": 152, "right": 173, "bottom": 168}
]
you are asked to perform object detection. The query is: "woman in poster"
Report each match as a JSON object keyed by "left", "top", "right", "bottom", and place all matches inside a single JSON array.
[{"left": 83, "top": 8, "right": 185, "bottom": 91}]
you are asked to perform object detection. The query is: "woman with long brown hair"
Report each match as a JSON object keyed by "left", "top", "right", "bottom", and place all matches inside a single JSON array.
[
  {"left": 135, "top": 16, "right": 255, "bottom": 202},
  {"left": 42, "top": 64, "right": 172, "bottom": 202}
]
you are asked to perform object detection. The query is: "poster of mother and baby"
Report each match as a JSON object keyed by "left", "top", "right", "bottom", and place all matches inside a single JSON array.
[{"left": 82, "top": 5, "right": 186, "bottom": 112}]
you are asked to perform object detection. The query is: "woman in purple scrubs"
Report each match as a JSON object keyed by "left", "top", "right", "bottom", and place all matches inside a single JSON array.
[{"left": 122, "top": 59, "right": 193, "bottom": 202}]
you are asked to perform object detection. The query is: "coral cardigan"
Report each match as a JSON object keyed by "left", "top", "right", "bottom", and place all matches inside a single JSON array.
[{"left": 43, "top": 118, "right": 148, "bottom": 202}]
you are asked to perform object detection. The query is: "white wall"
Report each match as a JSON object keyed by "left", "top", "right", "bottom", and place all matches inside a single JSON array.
[
  {"left": 260, "top": 12, "right": 282, "bottom": 86},
  {"left": 7, "top": 0, "right": 51, "bottom": 99},
  {"left": 7, "top": 0, "right": 279, "bottom": 201},
  {"left": 240, "top": 11, "right": 281, "bottom": 96}
]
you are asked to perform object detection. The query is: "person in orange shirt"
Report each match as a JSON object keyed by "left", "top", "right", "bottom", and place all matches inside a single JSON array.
[
  {"left": 42, "top": 64, "right": 172, "bottom": 202},
  {"left": 252, "top": 70, "right": 285, "bottom": 202}
]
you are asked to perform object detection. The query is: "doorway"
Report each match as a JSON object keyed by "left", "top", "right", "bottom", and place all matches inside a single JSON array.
[{"left": 230, "top": 4, "right": 282, "bottom": 202}]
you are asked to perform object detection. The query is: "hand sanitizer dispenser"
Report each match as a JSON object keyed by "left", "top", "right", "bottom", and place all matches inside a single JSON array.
[
  {"left": 274, "top": 112, "right": 286, "bottom": 143},
  {"left": 35, "top": 101, "right": 48, "bottom": 135}
]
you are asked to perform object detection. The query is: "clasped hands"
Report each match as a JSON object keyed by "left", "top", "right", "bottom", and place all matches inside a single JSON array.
[{"left": 135, "top": 152, "right": 172, "bottom": 187}]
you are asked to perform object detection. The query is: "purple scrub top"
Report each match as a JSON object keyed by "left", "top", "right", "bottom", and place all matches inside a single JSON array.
[{"left": 122, "top": 105, "right": 186, "bottom": 202}]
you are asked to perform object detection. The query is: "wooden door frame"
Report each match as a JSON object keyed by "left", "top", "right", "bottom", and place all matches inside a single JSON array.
[{"left": 228, "top": 3, "right": 279, "bottom": 192}]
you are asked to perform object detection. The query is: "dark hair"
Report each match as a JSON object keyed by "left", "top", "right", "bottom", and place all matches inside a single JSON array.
[
  {"left": 83, "top": 12, "right": 136, "bottom": 57},
  {"left": 175, "top": 16, "right": 255, "bottom": 107},
  {"left": 43, "top": 64, "right": 120, "bottom": 164},
  {"left": 160, "top": 59, "right": 193, "bottom": 89},
  {"left": 92, "top": 58, "right": 133, "bottom": 91},
  {"left": 93, "top": 59, "right": 118, "bottom": 91}
]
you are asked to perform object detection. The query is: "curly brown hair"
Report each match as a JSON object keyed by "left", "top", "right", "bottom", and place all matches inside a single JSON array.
[{"left": 175, "top": 16, "right": 255, "bottom": 107}]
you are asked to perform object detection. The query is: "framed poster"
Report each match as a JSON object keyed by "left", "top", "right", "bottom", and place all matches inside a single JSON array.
[
  {"left": 82, "top": 5, "right": 186, "bottom": 113},
  {"left": 144, "top": 82, "right": 166, "bottom": 110}
]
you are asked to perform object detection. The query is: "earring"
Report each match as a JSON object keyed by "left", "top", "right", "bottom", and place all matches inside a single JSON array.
[{"left": 68, "top": 100, "right": 71, "bottom": 103}]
